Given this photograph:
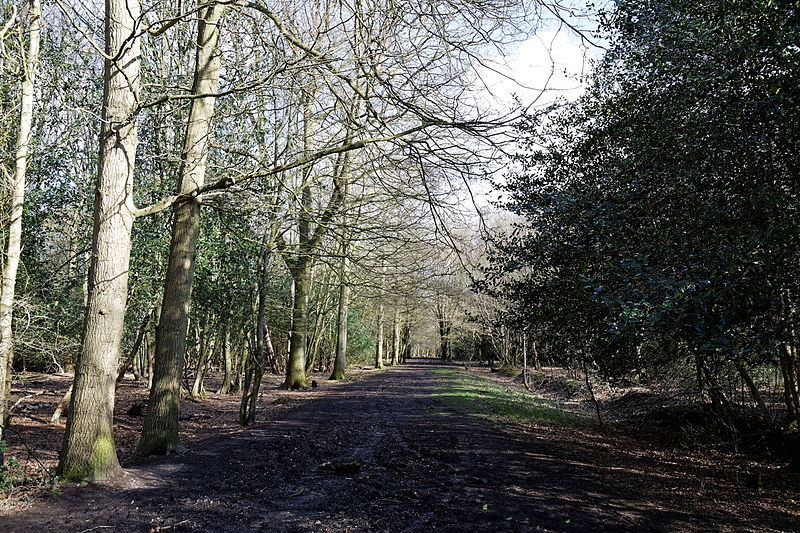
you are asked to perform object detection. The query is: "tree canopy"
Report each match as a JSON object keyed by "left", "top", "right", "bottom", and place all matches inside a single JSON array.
[{"left": 484, "top": 0, "right": 800, "bottom": 422}]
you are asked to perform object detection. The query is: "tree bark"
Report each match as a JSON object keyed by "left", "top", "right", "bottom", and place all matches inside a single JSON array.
[
  {"left": 217, "top": 324, "right": 232, "bottom": 394},
  {"left": 283, "top": 261, "right": 311, "bottom": 389},
  {"left": 0, "top": 0, "right": 41, "bottom": 452},
  {"left": 138, "top": 3, "right": 225, "bottom": 455},
  {"left": 115, "top": 306, "right": 154, "bottom": 387},
  {"left": 57, "top": 0, "right": 140, "bottom": 482},
  {"left": 391, "top": 308, "right": 400, "bottom": 366},
  {"left": 240, "top": 243, "right": 275, "bottom": 423},
  {"left": 330, "top": 251, "right": 350, "bottom": 380},
  {"left": 375, "top": 301, "right": 384, "bottom": 369}
]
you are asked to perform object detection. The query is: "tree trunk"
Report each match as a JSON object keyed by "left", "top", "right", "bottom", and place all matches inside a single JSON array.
[
  {"left": 217, "top": 324, "right": 232, "bottom": 394},
  {"left": 138, "top": 3, "right": 225, "bottom": 456},
  {"left": 57, "top": 0, "right": 140, "bottom": 482},
  {"left": 147, "top": 306, "right": 158, "bottom": 390},
  {"left": 269, "top": 334, "right": 280, "bottom": 374},
  {"left": 304, "top": 283, "right": 324, "bottom": 374},
  {"left": 240, "top": 323, "right": 275, "bottom": 426},
  {"left": 240, "top": 243, "right": 274, "bottom": 423},
  {"left": 779, "top": 342, "right": 800, "bottom": 429},
  {"left": 229, "top": 337, "right": 244, "bottom": 392},
  {"left": 330, "top": 252, "right": 350, "bottom": 380},
  {"left": 436, "top": 301, "right": 450, "bottom": 361},
  {"left": 733, "top": 359, "right": 775, "bottom": 427},
  {"left": 438, "top": 320, "right": 451, "bottom": 362},
  {"left": 0, "top": 0, "right": 41, "bottom": 454},
  {"left": 190, "top": 324, "right": 213, "bottom": 399},
  {"left": 522, "top": 335, "right": 531, "bottom": 391},
  {"left": 701, "top": 363, "right": 730, "bottom": 411},
  {"left": 278, "top": 79, "right": 353, "bottom": 386},
  {"left": 583, "top": 355, "right": 603, "bottom": 429},
  {"left": 401, "top": 322, "right": 411, "bottom": 363},
  {"left": 283, "top": 261, "right": 311, "bottom": 389},
  {"left": 501, "top": 325, "right": 510, "bottom": 366},
  {"left": 234, "top": 332, "right": 249, "bottom": 392},
  {"left": 391, "top": 309, "right": 400, "bottom": 366},
  {"left": 115, "top": 306, "right": 154, "bottom": 387},
  {"left": 375, "top": 301, "right": 384, "bottom": 369}
]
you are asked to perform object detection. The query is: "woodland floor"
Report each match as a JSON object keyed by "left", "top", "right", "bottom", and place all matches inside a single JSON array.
[{"left": 1, "top": 358, "right": 799, "bottom": 532}]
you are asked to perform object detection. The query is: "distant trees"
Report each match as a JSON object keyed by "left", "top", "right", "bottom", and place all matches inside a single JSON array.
[
  {"left": 486, "top": 0, "right": 800, "bottom": 426},
  {"left": 0, "top": 0, "right": 536, "bottom": 482}
]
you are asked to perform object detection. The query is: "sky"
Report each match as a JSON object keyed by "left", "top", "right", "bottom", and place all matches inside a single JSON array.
[
  {"left": 478, "top": 28, "right": 595, "bottom": 114},
  {"left": 468, "top": 24, "right": 601, "bottom": 214}
]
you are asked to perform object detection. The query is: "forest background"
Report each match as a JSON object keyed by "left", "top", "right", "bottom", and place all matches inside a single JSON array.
[{"left": 0, "top": 0, "right": 798, "bottom": 490}]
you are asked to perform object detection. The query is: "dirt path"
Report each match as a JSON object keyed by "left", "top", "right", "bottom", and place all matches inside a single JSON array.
[{"left": 2, "top": 359, "right": 796, "bottom": 532}]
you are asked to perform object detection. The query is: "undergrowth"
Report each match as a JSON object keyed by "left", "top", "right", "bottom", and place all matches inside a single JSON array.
[
  {"left": 0, "top": 435, "right": 58, "bottom": 500},
  {"left": 431, "top": 369, "right": 587, "bottom": 427},
  {"left": 0, "top": 440, "right": 25, "bottom": 491}
]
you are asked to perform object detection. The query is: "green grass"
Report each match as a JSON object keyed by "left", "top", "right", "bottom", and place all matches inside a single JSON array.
[{"left": 430, "top": 369, "right": 587, "bottom": 427}]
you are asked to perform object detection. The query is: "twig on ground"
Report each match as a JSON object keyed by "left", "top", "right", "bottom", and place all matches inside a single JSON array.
[{"left": 150, "top": 519, "right": 190, "bottom": 532}]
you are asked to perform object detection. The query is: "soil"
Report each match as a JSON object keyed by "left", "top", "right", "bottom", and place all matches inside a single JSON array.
[{"left": 2, "top": 359, "right": 799, "bottom": 532}]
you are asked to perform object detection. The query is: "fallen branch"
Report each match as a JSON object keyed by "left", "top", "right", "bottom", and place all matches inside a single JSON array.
[{"left": 8, "top": 390, "right": 45, "bottom": 415}]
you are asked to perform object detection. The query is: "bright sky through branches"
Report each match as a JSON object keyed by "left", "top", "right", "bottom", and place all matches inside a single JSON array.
[
  {"left": 468, "top": 24, "right": 598, "bottom": 215},
  {"left": 479, "top": 28, "right": 591, "bottom": 113}
]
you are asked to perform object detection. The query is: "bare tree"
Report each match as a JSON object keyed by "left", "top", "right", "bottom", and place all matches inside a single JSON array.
[
  {"left": 57, "top": 0, "right": 141, "bottom": 481},
  {"left": 137, "top": 1, "right": 226, "bottom": 456},
  {"left": 0, "top": 0, "right": 41, "bottom": 453}
]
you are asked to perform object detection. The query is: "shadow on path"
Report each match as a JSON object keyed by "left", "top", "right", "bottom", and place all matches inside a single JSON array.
[{"left": 3, "top": 359, "right": 793, "bottom": 532}]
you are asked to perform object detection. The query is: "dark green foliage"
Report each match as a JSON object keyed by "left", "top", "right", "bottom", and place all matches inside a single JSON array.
[
  {"left": 485, "top": 0, "right": 800, "bottom": 402},
  {"left": 12, "top": 26, "right": 103, "bottom": 372},
  {"left": 345, "top": 307, "right": 377, "bottom": 366},
  {"left": 0, "top": 440, "right": 24, "bottom": 490}
]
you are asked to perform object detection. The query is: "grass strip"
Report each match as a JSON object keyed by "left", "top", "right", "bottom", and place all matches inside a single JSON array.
[{"left": 431, "top": 368, "right": 587, "bottom": 428}]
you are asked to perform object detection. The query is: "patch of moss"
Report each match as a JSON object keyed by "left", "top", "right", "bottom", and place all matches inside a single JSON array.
[
  {"left": 60, "top": 435, "right": 118, "bottom": 482},
  {"left": 92, "top": 435, "right": 115, "bottom": 467},
  {"left": 430, "top": 369, "right": 587, "bottom": 427},
  {"left": 136, "top": 430, "right": 178, "bottom": 457}
]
